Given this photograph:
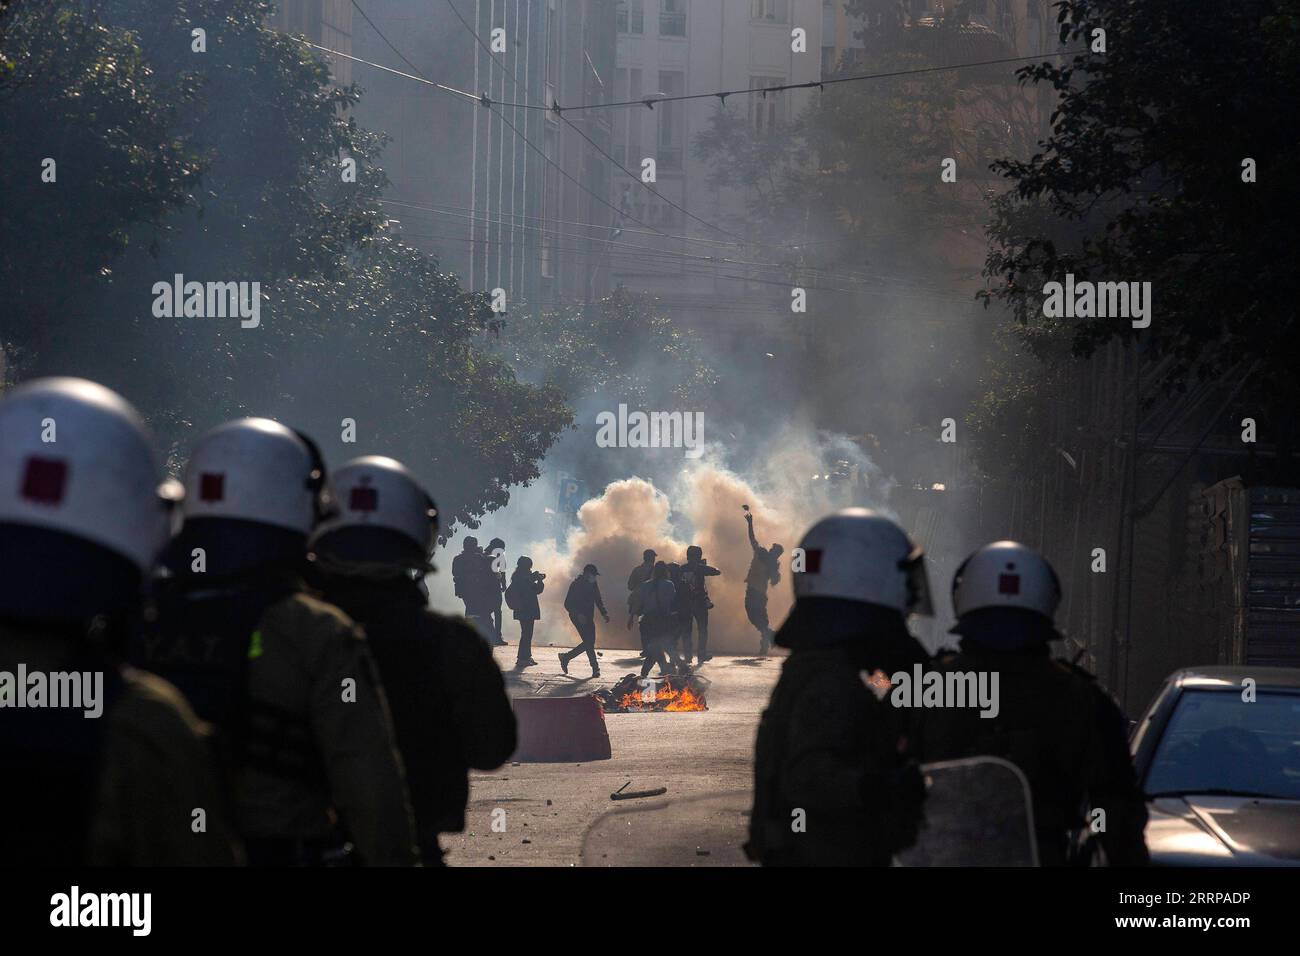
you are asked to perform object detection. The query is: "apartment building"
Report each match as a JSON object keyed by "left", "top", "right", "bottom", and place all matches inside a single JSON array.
[
  {"left": 606, "top": 0, "right": 824, "bottom": 340},
  {"left": 266, "top": 0, "right": 353, "bottom": 86},
  {"left": 267, "top": 1, "right": 614, "bottom": 311}
]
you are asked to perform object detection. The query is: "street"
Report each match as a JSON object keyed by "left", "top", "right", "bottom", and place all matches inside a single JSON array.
[{"left": 443, "top": 646, "right": 781, "bottom": 866}]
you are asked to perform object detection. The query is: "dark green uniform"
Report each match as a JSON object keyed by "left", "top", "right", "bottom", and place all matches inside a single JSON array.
[
  {"left": 137, "top": 576, "right": 418, "bottom": 866},
  {"left": 912, "top": 647, "right": 1148, "bottom": 866},
  {"left": 749, "top": 642, "right": 922, "bottom": 866}
]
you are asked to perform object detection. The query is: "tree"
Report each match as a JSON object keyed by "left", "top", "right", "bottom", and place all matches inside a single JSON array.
[
  {"left": 981, "top": 0, "right": 1300, "bottom": 436},
  {"left": 0, "top": 0, "right": 573, "bottom": 529},
  {"left": 691, "top": 7, "right": 1022, "bottom": 461},
  {"left": 0, "top": 1, "right": 203, "bottom": 368}
]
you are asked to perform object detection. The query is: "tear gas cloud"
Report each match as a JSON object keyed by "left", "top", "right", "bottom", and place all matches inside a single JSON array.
[{"left": 427, "top": 424, "right": 894, "bottom": 654}]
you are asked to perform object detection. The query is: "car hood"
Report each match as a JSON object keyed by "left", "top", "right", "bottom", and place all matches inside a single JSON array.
[{"left": 1146, "top": 795, "right": 1300, "bottom": 865}]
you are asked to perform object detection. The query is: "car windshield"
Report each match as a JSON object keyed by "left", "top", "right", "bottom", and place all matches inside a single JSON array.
[{"left": 1144, "top": 688, "right": 1300, "bottom": 800}]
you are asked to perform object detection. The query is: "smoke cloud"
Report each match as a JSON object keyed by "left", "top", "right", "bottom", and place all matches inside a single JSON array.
[{"left": 427, "top": 422, "right": 892, "bottom": 655}]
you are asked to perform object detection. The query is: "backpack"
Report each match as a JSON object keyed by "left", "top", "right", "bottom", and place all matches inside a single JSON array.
[{"left": 504, "top": 577, "right": 522, "bottom": 612}]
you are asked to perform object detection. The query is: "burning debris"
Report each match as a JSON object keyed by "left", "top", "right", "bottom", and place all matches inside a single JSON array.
[{"left": 597, "top": 674, "right": 709, "bottom": 713}]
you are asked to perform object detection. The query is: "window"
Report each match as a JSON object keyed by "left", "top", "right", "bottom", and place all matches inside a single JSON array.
[
  {"left": 615, "top": 67, "right": 644, "bottom": 167},
  {"left": 617, "top": 0, "right": 644, "bottom": 35},
  {"left": 749, "top": 76, "right": 785, "bottom": 136},
  {"left": 751, "top": 0, "right": 789, "bottom": 23},
  {"left": 660, "top": 0, "right": 686, "bottom": 37},
  {"left": 657, "top": 70, "right": 684, "bottom": 169}
]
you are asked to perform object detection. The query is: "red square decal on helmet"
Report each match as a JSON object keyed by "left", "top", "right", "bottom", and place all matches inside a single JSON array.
[
  {"left": 21, "top": 457, "right": 67, "bottom": 505},
  {"left": 199, "top": 473, "right": 225, "bottom": 502},
  {"left": 803, "top": 548, "right": 823, "bottom": 573},
  {"left": 998, "top": 573, "right": 1020, "bottom": 595},
  {"left": 350, "top": 486, "right": 379, "bottom": 512}
]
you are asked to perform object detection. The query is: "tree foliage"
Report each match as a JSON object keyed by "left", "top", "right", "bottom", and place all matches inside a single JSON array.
[
  {"left": 0, "top": 0, "right": 571, "bottom": 529},
  {"left": 981, "top": 0, "right": 1300, "bottom": 417}
]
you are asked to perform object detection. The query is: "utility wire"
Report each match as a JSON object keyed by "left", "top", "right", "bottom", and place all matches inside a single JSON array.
[
  {"left": 379, "top": 196, "right": 933, "bottom": 249},
  {"left": 402, "top": 229, "right": 972, "bottom": 306},
  {"left": 311, "top": 20, "right": 1065, "bottom": 260},
  {"left": 312, "top": 11, "right": 1009, "bottom": 298},
  {"left": 441, "top": 0, "right": 742, "bottom": 244},
  {"left": 458, "top": 50, "right": 1090, "bottom": 113},
  {"left": 293, "top": 37, "right": 477, "bottom": 101},
  {"left": 343, "top": 1, "right": 675, "bottom": 246},
  {"left": 384, "top": 197, "right": 968, "bottom": 295}
]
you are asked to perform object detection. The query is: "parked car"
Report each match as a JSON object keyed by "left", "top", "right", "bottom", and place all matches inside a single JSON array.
[{"left": 1129, "top": 666, "right": 1300, "bottom": 865}]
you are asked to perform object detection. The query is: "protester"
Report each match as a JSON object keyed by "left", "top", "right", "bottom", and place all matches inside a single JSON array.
[
  {"left": 559, "top": 564, "right": 609, "bottom": 677},
  {"left": 505, "top": 556, "right": 545, "bottom": 667}
]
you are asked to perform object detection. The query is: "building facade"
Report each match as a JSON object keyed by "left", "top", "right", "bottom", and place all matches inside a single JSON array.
[{"left": 606, "top": 0, "right": 824, "bottom": 342}]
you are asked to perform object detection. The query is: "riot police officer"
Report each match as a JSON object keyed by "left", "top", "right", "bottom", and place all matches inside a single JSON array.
[
  {"left": 748, "top": 508, "right": 931, "bottom": 866},
  {"left": 911, "top": 541, "right": 1148, "bottom": 866},
  {"left": 0, "top": 378, "right": 241, "bottom": 866},
  {"left": 307, "top": 456, "right": 517, "bottom": 865},
  {"left": 136, "top": 420, "right": 417, "bottom": 865}
]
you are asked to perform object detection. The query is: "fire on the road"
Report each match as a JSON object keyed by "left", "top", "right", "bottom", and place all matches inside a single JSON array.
[{"left": 600, "top": 674, "right": 708, "bottom": 713}]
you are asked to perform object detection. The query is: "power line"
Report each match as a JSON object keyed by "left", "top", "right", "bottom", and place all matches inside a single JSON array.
[
  {"left": 292, "top": 37, "right": 477, "bottom": 101},
  {"left": 343, "top": 2, "right": 675, "bottom": 249},
  {"left": 349, "top": 0, "right": 425, "bottom": 79},
  {"left": 306, "top": 26, "right": 1058, "bottom": 262},
  {"left": 379, "top": 195, "right": 936, "bottom": 250},
  {"left": 302, "top": 20, "right": 999, "bottom": 301},
  {"left": 401, "top": 228, "right": 973, "bottom": 305},
  {"left": 379, "top": 196, "right": 741, "bottom": 249},
  {"left": 299, "top": 28, "right": 1084, "bottom": 117},
  {"left": 385, "top": 197, "right": 967, "bottom": 294},
  {"left": 464, "top": 50, "right": 1089, "bottom": 114},
  {"left": 441, "top": 0, "right": 743, "bottom": 245}
]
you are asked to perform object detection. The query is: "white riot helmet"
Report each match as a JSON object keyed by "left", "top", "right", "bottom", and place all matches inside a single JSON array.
[
  {"left": 181, "top": 418, "right": 330, "bottom": 534},
  {"left": 310, "top": 456, "right": 437, "bottom": 556},
  {"left": 951, "top": 541, "right": 1061, "bottom": 622},
  {"left": 0, "top": 377, "right": 172, "bottom": 573},
  {"left": 792, "top": 508, "right": 933, "bottom": 616}
]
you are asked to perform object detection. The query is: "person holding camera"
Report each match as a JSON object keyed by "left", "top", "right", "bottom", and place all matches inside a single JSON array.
[{"left": 505, "top": 556, "right": 546, "bottom": 668}]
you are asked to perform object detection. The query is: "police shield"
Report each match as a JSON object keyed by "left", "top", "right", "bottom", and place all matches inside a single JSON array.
[
  {"left": 581, "top": 790, "right": 755, "bottom": 867},
  {"left": 895, "top": 755, "right": 1039, "bottom": 866}
]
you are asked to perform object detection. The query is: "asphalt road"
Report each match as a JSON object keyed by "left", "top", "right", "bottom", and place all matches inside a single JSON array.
[{"left": 440, "top": 643, "right": 783, "bottom": 866}]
